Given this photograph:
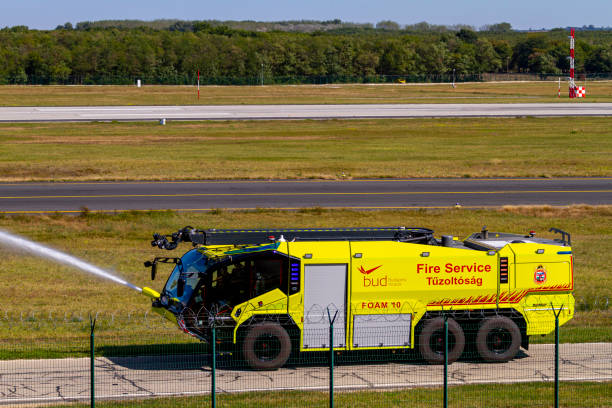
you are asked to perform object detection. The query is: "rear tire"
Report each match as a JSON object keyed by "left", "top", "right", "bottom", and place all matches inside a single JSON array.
[
  {"left": 242, "top": 323, "right": 292, "bottom": 370},
  {"left": 418, "top": 317, "right": 465, "bottom": 364},
  {"left": 476, "top": 316, "right": 521, "bottom": 363}
]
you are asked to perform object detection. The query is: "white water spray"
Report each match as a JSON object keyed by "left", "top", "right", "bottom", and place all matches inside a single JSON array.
[{"left": 0, "top": 229, "right": 142, "bottom": 292}]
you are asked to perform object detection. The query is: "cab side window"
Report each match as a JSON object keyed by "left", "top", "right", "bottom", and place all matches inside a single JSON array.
[
  {"left": 205, "top": 252, "right": 298, "bottom": 309},
  {"left": 253, "top": 258, "right": 284, "bottom": 296}
]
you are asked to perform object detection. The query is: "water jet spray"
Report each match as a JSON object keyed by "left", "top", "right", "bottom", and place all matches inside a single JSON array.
[{"left": 0, "top": 229, "right": 142, "bottom": 292}]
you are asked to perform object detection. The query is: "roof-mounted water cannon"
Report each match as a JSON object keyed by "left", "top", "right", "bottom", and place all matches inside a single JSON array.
[{"left": 151, "top": 226, "right": 207, "bottom": 250}]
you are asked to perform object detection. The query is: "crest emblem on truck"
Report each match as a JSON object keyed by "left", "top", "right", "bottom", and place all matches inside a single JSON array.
[
  {"left": 358, "top": 265, "right": 382, "bottom": 275},
  {"left": 534, "top": 265, "right": 547, "bottom": 284}
]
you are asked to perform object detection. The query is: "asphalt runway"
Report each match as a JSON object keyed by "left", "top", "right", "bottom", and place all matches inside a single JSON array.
[
  {"left": 1, "top": 342, "right": 610, "bottom": 405},
  {"left": 0, "top": 178, "right": 610, "bottom": 213},
  {"left": 0, "top": 103, "right": 611, "bottom": 122}
]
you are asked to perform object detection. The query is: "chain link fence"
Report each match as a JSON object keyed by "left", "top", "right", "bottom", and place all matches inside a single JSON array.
[{"left": 0, "top": 302, "right": 610, "bottom": 408}]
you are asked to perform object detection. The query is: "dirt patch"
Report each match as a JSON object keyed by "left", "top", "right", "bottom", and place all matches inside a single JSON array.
[
  {"left": 0, "top": 165, "right": 106, "bottom": 179},
  {"left": 499, "top": 204, "right": 612, "bottom": 218}
]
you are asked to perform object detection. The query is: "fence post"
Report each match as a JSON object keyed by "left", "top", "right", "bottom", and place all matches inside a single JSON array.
[
  {"left": 211, "top": 325, "right": 217, "bottom": 408},
  {"left": 443, "top": 315, "right": 448, "bottom": 408},
  {"left": 552, "top": 303, "right": 563, "bottom": 408},
  {"left": 89, "top": 316, "right": 96, "bottom": 408},
  {"left": 327, "top": 308, "right": 338, "bottom": 408}
]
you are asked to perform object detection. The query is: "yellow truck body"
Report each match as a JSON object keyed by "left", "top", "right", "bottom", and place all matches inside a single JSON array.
[{"left": 142, "top": 226, "right": 574, "bottom": 369}]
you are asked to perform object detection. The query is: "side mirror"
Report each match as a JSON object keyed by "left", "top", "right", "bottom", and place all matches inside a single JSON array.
[
  {"left": 144, "top": 260, "right": 157, "bottom": 281},
  {"left": 177, "top": 277, "right": 185, "bottom": 298},
  {"left": 151, "top": 262, "right": 157, "bottom": 281}
]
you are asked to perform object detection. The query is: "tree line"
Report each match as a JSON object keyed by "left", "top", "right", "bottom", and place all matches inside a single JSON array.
[{"left": 0, "top": 22, "right": 611, "bottom": 85}]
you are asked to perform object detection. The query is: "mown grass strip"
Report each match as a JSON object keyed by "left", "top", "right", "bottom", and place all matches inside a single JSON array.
[
  {"left": 1, "top": 82, "right": 612, "bottom": 106},
  {"left": 52, "top": 381, "right": 612, "bottom": 408},
  {"left": 0, "top": 117, "right": 610, "bottom": 181}
]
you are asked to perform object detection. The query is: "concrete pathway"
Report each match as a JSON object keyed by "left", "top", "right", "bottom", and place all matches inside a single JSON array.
[{"left": 0, "top": 342, "right": 610, "bottom": 405}]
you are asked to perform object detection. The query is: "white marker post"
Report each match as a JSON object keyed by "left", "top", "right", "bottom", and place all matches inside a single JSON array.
[
  {"left": 569, "top": 28, "right": 576, "bottom": 98},
  {"left": 197, "top": 70, "right": 200, "bottom": 100}
]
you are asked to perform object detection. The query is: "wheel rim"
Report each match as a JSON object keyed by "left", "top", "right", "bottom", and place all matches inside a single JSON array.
[
  {"left": 486, "top": 328, "right": 512, "bottom": 354},
  {"left": 430, "top": 328, "right": 456, "bottom": 355},
  {"left": 253, "top": 334, "right": 281, "bottom": 362}
]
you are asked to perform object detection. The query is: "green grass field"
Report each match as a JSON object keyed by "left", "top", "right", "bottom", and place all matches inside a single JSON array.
[
  {"left": 1, "top": 82, "right": 611, "bottom": 106},
  {"left": 0, "top": 207, "right": 609, "bottom": 356},
  {"left": 0, "top": 117, "right": 610, "bottom": 181},
  {"left": 52, "top": 382, "right": 612, "bottom": 408}
]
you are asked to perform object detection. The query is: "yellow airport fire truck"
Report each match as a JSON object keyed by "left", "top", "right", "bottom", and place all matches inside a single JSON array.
[{"left": 141, "top": 226, "right": 574, "bottom": 370}]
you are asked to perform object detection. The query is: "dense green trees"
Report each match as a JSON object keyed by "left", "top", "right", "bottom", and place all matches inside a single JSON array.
[{"left": 0, "top": 23, "right": 610, "bottom": 84}]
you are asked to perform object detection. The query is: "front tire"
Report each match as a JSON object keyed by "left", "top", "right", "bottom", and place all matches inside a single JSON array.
[
  {"left": 242, "top": 323, "right": 292, "bottom": 370},
  {"left": 476, "top": 316, "right": 521, "bottom": 363},
  {"left": 418, "top": 317, "right": 465, "bottom": 364}
]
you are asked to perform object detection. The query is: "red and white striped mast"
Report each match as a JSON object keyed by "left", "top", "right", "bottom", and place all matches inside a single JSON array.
[{"left": 569, "top": 28, "right": 576, "bottom": 98}]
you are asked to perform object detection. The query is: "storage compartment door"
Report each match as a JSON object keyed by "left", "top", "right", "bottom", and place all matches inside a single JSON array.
[
  {"left": 353, "top": 313, "right": 411, "bottom": 348},
  {"left": 303, "top": 264, "right": 347, "bottom": 349}
]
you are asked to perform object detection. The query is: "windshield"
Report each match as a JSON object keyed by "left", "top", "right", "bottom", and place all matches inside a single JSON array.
[{"left": 164, "top": 249, "right": 208, "bottom": 305}]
